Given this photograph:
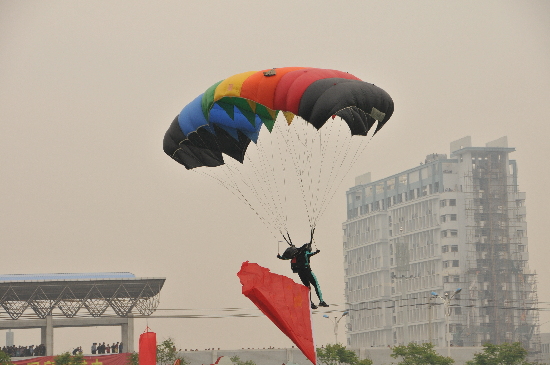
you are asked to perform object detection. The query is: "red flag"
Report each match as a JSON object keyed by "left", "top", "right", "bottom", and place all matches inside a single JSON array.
[
  {"left": 237, "top": 261, "right": 316, "bottom": 364},
  {"left": 139, "top": 330, "right": 157, "bottom": 365}
]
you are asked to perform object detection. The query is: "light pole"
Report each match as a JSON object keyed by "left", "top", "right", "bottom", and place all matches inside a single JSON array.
[
  {"left": 432, "top": 288, "right": 461, "bottom": 357},
  {"left": 323, "top": 311, "right": 349, "bottom": 344}
]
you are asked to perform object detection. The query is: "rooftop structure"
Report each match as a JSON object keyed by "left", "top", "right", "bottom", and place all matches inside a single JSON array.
[
  {"left": 342, "top": 136, "right": 540, "bottom": 358},
  {"left": 0, "top": 272, "right": 164, "bottom": 319},
  {"left": 0, "top": 272, "right": 165, "bottom": 355}
]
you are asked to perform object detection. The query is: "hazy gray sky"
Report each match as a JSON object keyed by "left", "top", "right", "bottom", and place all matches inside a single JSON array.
[{"left": 1, "top": 0, "right": 549, "bottom": 354}]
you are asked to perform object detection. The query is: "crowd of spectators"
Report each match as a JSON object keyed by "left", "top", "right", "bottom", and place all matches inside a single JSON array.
[
  {"left": 1, "top": 344, "right": 46, "bottom": 357},
  {"left": 90, "top": 342, "right": 123, "bottom": 354}
]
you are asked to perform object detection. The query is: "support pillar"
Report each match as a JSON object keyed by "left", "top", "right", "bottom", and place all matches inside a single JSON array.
[
  {"left": 44, "top": 315, "right": 53, "bottom": 356},
  {"left": 121, "top": 316, "right": 134, "bottom": 353}
]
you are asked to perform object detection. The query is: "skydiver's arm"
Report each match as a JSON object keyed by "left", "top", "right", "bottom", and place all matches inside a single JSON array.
[
  {"left": 277, "top": 254, "right": 290, "bottom": 260},
  {"left": 306, "top": 249, "right": 320, "bottom": 257}
]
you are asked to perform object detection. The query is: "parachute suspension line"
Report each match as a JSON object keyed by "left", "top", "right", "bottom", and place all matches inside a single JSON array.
[
  {"left": 235, "top": 121, "right": 291, "bottom": 236},
  {"left": 237, "top": 135, "right": 287, "bottom": 236},
  {"left": 316, "top": 123, "right": 378, "bottom": 221},
  {"left": 279, "top": 119, "right": 316, "bottom": 229},
  {"left": 316, "top": 125, "right": 358, "bottom": 221},
  {"left": 314, "top": 120, "right": 354, "bottom": 225},
  {"left": 212, "top": 165, "right": 281, "bottom": 239},
  {"left": 290, "top": 122, "right": 315, "bottom": 227},
  {"left": 196, "top": 168, "right": 279, "bottom": 240},
  {"left": 255, "top": 124, "right": 289, "bottom": 234},
  {"left": 314, "top": 118, "right": 370, "bottom": 226},
  {"left": 310, "top": 126, "right": 328, "bottom": 229},
  {"left": 263, "top": 127, "right": 289, "bottom": 234},
  {"left": 304, "top": 126, "right": 319, "bottom": 229}
]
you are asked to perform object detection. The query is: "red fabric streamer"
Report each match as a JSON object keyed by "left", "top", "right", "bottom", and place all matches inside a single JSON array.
[
  {"left": 237, "top": 261, "right": 316, "bottom": 364},
  {"left": 139, "top": 330, "right": 157, "bottom": 365},
  {"left": 12, "top": 354, "right": 129, "bottom": 365}
]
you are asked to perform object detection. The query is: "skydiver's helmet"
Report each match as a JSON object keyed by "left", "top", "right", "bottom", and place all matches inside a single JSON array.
[{"left": 282, "top": 245, "right": 299, "bottom": 260}]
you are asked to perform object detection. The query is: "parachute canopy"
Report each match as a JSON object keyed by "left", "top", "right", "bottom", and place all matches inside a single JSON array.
[
  {"left": 164, "top": 67, "right": 394, "bottom": 169},
  {"left": 237, "top": 262, "right": 316, "bottom": 364}
]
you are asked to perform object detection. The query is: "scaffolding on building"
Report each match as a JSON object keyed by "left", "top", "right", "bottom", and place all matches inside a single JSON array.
[{"left": 461, "top": 151, "right": 540, "bottom": 360}]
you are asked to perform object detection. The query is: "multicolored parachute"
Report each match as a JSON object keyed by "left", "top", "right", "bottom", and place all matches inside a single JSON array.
[
  {"left": 238, "top": 262, "right": 316, "bottom": 364},
  {"left": 163, "top": 67, "right": 394, "bottom": 239},
  {"left": 163, "top": 67, "right": 393, "bottom": 169}
]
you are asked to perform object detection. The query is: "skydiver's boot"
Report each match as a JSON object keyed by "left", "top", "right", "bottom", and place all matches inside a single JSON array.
[
  {"left": 319, "top": 301, "right": 329, "bottom": 307},
  {"left": 311, "top": 302, "right": 318, "bottom": 309}
]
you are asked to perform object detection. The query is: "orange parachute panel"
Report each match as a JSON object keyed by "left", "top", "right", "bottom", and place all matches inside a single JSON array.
[{"left": 240, "top": 67, "right": 307, "bottom": 110}]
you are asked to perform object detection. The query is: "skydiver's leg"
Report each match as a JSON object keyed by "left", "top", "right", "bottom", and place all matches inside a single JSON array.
[
  {"left": 297, "top": 271, "right": 310, "bottom": 288},
  {"left": 306, "top": 270, "right": 324, "bottom": 302},
  {"left": 298, "top": 270, "right": 318, "bottom": 309}
]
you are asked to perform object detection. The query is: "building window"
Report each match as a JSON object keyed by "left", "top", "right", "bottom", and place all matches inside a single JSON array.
[
  {"left": 441, "top": 230, "right": 448, "bottom": 238},
  {"left": 441, "top": 215, "right": 446, "bottom": 223},
  {"left": 440, "top": 200, "right": 447, "bottom": 207},
  {"left": 442, "top": 245, "right": 449, "bottom": 253},
  {"left": 434, "top": 182, "right": 439, "bottom": 193},
  {"left": 443, "top": 261, "right": 449, "bottom": 268},
  {"left": 452, "top": 260, "right": 459, "bottom": 267},
  {"left": 450, "top": 214, "right": 457, "bottom": 221},
  {"left": 450, "top": 230, "right": 458, "bottom": 237},
  {"left": 451, "top": 245, "right": 458, "bottom": 252},
  {"left": 453, "top": 275, "right": 460, "bottom": 282},
  {"left": 449, "top": 199, "right": 456, "bottom": 206}
]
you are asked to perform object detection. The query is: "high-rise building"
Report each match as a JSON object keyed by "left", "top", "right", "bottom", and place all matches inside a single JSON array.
[{"left": 342, "top": 136, "right": 540, "bottom": 354}]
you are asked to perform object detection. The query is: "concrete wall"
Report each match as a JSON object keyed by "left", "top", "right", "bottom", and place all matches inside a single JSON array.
[
  {"left": 177, "top": 348, "right": 309, "bottom": 365},
  {"left": 175, "top": 346, "right": 483, "bottom": 365}
]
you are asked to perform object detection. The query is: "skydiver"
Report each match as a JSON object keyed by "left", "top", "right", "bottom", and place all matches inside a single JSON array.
[{"left": 277, "top": 228, "right": 329, "bottom": 309}]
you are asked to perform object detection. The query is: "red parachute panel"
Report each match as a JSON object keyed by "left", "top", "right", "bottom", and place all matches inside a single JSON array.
[{"left": 237, "top": 261, "right": 316, "bottom": 364}]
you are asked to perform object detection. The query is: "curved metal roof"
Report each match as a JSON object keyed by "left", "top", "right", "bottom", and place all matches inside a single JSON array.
[
  {"left": 0, "top": 272, "right": 166, "bottom": 319},
  {"left": 0, "top": 272, "right": 136, "bottom": 282}
]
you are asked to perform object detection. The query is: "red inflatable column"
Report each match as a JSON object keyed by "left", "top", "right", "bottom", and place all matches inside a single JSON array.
[{"left": 139, "top": 331, "right": 157, "bottom": 365}]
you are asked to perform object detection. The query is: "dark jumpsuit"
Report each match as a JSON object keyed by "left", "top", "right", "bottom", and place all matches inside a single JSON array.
[{"left": 279, "top": 244, "right": 324, "bottom": 302}]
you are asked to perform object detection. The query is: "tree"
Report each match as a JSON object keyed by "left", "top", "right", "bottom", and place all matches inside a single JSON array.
[
  {"left": 127, "top": 352, "right": 139, "bottom": 365},
  {"left": 466, "top": 342, "right": 534, "bottom": 365},
  {"left": 316, "top": 343, "right": 372, "bottom": 365},
  {"left": 0, "top": 350, "right": 12, "bottom": 365},
  {"left": 156, "top": 338, "right": 190, "bottom": 365},
  {"left": 391, "top": 343, "right": 454, "bottom": 365},
  {"left": 229, "top": 355, "right": 256, "bottom": 365},
  {"left": 53, "top": 352, "right": 85, "bottom": 365}
]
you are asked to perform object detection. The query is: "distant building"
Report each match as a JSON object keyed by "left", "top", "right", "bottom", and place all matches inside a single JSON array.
[{"left": 342, "top": 136, "right": 540, "bottom": 356}]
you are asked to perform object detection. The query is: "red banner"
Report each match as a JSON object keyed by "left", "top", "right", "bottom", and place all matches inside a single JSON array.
[
  {"left": 238, "top": 262, "right": 316, "bottom": 365},
  {"left": 12, "top": 353, "right": 130, "bottom": 365},
  {"left": 138, "top": 331, "right": 156, "bottom": 365}
]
